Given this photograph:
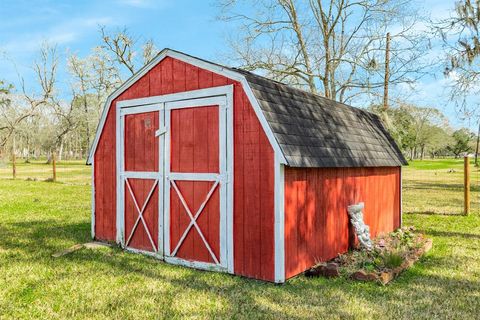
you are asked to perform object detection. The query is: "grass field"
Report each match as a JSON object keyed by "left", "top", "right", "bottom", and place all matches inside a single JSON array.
[
  {"left": 403, "top": 158, "right": 480, "bottom": 215},
  {"left": 0, "top": 159, "right": 479, "bottom": 319},
  {"left": 0, "top": 159, "right": 90, "bottom": 185}
]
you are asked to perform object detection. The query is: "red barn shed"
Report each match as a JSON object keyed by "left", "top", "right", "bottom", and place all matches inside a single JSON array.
[{"left": 87, "top": 49, "right": 407, "bottom": 283}]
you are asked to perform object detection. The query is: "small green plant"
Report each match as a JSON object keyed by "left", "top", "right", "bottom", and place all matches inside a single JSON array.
[
  {"left": 382, "top": 252, "right": 404, "bottom": 269},
  {"left": 373, "top": 256, "right": 384, "bottom": 268},
  {"left": 362, "top": 261, "right": 376, "bottom": 273}
]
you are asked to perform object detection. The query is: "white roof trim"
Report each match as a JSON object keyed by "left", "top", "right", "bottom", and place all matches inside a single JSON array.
[{"left": 87, "top": 48, "right": 287, "bottom": 165}]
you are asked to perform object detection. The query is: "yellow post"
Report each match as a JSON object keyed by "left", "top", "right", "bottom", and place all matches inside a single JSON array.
[{"left": 464, "top": 156, "right": 470, "bottom": 215}]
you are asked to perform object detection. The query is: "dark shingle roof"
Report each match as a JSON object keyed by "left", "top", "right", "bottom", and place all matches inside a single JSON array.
[{"left": 234, "top": 69, "right": 407, "bottom": 168}]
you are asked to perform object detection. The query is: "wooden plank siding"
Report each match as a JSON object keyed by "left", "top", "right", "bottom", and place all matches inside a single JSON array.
[
  {"left": 169, "top": 106, "right": 220, "bottom": 263},
  {"left": 284, "top": 166, "right": 401, "bottom": 279},
  {"left": 93, "top": 57, "right": 276, "bottom": 281}
]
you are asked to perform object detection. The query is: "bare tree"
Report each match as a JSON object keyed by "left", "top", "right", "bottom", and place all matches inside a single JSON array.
[
  {"left": 435, "top": 0, "right": 480, "bottom": 163},
  {"left": 143, "top": 39, "right": 160, "bottom": 65},
  {"left": 68, "top": 55, "right": 92, "bottom": 152},
  {"left": 99, "top": 26, "right": 159, "bottom": 77},
  {"left": 0, "top": 44, "right": 56, "bottom": 149},
  {"left": 218, "top": 0, "right": 431, "bottom": 103},
  {"left": 100, "top": 26, "right": 137, "bottom": 75},
  {"left": 68, "top": 46, "right": 124, "bottom": 154}
]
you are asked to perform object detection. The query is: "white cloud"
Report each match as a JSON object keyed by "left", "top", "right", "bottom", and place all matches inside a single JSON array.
[{"left": 1, "top": 16, "right": 114, "bottom": 55}]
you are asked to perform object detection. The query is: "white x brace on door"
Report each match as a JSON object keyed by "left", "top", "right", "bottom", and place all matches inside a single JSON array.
[
  {"left": 117, "top": 104, "right": 165, "bottom": 256},
  {"left": 164, "top": 96, "right": 232, "bottom": 272},
  {"left": 115, "top": 85, "right": 234, "bottom": 272}
]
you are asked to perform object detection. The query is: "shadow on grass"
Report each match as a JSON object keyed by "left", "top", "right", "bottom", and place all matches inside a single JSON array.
[
  {"left": 417, "top": 229, "right": 480, "bottom": 240},
  {"left": 0, "top": 219, "right": 90, "bottom": 256},
  {"left": 2, "top": 217, "right": 480, "bottom": 318},
  {"left": 404, "top": 180, "right": 480, "bottom": 193},
  {"left": 404, "top": 211, "right": 464, "bottom": 216},
  {"left": 59, "top": 245, "right": 480, "bottom": 318}
]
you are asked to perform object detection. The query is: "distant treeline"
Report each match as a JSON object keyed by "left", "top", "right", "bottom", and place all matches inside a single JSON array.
[{"left": 369, "top": 104, "right": 477, "bottom": 160}]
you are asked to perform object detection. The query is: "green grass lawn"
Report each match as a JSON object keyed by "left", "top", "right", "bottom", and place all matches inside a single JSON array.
[{"left": 0, "top": 160, "right": 479, "bottom": 319}]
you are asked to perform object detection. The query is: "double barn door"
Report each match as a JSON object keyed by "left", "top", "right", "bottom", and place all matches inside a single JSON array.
[{"left": 118, "top": 94, "right": 230, "bottom": 271}]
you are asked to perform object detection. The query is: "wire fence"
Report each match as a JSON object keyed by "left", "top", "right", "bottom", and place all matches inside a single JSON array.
[
  {"left": 402, "top": 158, "right": 480, "bottom": 215},
  {"left": 0, "top": 157, "right": 479, "bottom": 215},
  {"left": 0, "top": 158, "right": 91, "bottom": 186}
]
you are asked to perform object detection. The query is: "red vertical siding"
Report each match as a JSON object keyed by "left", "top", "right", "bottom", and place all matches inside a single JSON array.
[
  {"left": 94, "top": 57, "right": 275, "bottom": 281},
  {"left": 124, "top": 112, "right": 159, "bottom": 172},
  {"left": 284, "top": 166, "right": 401, "bottom": 279}
]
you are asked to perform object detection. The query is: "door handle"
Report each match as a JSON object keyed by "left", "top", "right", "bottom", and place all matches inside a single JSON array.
[{"left": 155, "top": 126, "right": 167, "bottom": 137}]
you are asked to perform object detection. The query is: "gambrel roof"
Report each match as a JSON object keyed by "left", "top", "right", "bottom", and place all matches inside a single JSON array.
[
  {"left": 236, "top": 70, "right": 407, "bottom": 167},
  {"left": 88, "top": 48, "right": 407, "bottom": 167}
]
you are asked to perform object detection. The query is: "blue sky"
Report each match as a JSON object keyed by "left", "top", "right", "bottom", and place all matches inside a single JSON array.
[
  {"left": 0, "top": 0, "right": 228, "bottom": 85},
  {"left": 0, "top": 0, "right": 473, "bottom": 129}
]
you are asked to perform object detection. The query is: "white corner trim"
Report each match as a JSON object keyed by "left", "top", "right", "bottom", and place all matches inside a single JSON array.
[
  {"left": 87, "top": 49, "right": 287, "bottom": 165},
  {"left": 91, "top": 158, "right": 95, "bottom": 239},
  {"left": 115, "top": 104, "right": 125, "bottom": 245},
  {"left": 226, "top": 84, "right": 234, "bottom": 274},
  {"left": 400, "top": 166, "right": 403, "bottom": 227},
  {"left": 274, "top": 156, "right": 285, "bottom": 283}
]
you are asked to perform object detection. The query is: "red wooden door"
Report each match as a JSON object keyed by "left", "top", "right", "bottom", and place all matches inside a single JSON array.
[
  {"left": 122, "top": 111, "right": 160, "bottom": 252},
  {"left": 165, "top": 98, "right": 227, "bottom": 269}
]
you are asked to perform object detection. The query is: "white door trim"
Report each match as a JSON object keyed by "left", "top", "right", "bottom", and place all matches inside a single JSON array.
[
  {"left": 117, "top": 85, "right": 231, "bottom": 109},
  {"left": 163, "top": 94, "right": 233, "bottom": 273},
  {"left": 116, "top": 104, "right": 164, "bottom": 257},
  {"left": 115, "top": 86, "right": 234, "bottom": 273}
]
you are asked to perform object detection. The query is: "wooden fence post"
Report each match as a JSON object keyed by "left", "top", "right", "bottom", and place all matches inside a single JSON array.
[
  {"left": 464, "top": 156, "right": 470, "bottom": 216},
  {"left": 52, "top": 151, "right": 57, "bottom": 182}
]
